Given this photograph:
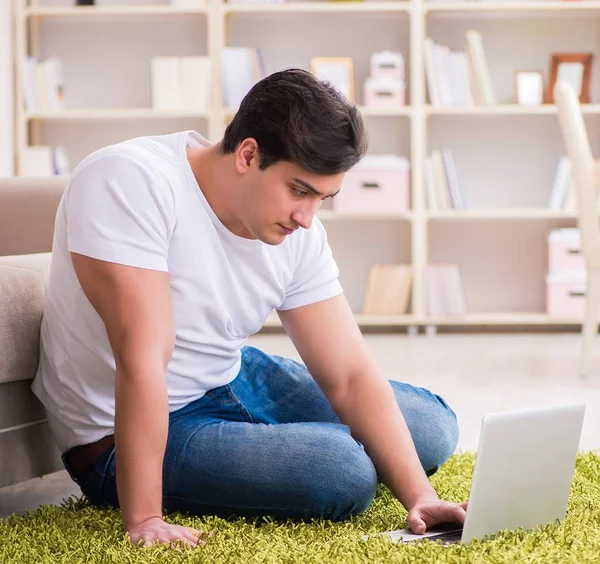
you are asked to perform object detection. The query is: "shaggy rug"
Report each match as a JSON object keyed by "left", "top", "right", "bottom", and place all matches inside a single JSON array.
[{"left": 2, "top": 452, "right": 599, "bottom": 563}]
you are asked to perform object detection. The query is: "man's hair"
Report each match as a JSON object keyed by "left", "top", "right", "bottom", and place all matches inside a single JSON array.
[{"left": 221, "top": 68, "right": 368, "bottom": 175}]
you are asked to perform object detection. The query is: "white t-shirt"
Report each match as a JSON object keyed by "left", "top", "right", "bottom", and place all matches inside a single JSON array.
[{"left": 31, "top": 130, "right": 343, "bottom": 453}]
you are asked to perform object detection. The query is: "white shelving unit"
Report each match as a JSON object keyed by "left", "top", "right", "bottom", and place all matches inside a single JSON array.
[{"left": 12, "top": 0, "right": 600, "bottom": 331}]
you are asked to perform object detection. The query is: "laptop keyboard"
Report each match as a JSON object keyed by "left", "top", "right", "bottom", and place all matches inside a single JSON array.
[{"left": 424, "top": 529, "right": 464, "bottom": 544}]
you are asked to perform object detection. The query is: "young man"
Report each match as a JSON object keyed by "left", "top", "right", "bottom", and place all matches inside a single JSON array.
[{"left": 31, "top": 68, "right": 465, "bottom": 549}]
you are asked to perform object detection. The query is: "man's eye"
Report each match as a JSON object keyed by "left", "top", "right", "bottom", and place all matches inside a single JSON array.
[{"left": 294, "top": 189, "right": 309, "bottom": 197}]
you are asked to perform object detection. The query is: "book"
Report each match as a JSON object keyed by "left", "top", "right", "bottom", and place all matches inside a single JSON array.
[{"left": 362, "top": 264, "right": 413, "bottom": 315}]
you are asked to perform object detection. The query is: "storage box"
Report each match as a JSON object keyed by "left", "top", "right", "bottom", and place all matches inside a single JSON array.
[
  {"left": 548, "top": 228, "right": 585, "bottom": 273},
  {"left": 334, "top": 155, "right": 410, "bottom": 214},
  {"left": 546, "top": 271, "right": 587, "bottom": 318},
  {"left": 364, "top": 77, "right": 406, "bottom": 108},
  {"left": 370, "top": 51, "right": 404, "bottom": 81}
]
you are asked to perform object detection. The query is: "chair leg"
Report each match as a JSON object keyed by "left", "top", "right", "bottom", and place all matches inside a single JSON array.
[{"left": 580, "top": 268, "right": 600, "bottom": 376}]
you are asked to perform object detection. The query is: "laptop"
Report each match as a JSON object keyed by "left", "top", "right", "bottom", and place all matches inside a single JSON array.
[{"left": 372, "top": 403, "right": 585, "bottom": 545}]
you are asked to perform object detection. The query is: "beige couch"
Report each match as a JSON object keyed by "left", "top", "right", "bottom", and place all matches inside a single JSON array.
[{"left": 0, "top": 177, "right": 67, "bottom": 488}]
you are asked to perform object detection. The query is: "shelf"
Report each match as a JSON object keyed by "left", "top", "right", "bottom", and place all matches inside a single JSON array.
[
  {"left": 24, "top": 109, "right": 209, "bottom": 121},
  {"left": 426, "top": 104, "right": 600, "bottom": 116},
  {"left": 427, "top": 209, "right": 577, "bottom": 220},
  {"left": 24, "top": 5, "right": 209, "bottom": 19},
  {"left": 224, "top": 106, "right": 411, "bottom": 120},
  {"left": 425, "top": 1, "right": 600, "bottom": 16},
  {"left": 262, "top": 313, "right": 417, "bottom": 328},
  {"left": 262, "top": 312, "right": 584, "bottom": 328},
  {"left": 318, "top": 210, "right": 413, "bottom": 221},
  {"left": 223, "top": 2, "right": 411, "bottom": 14},
  {"left": 424, "top": 313, "right": 585, "bottom": 326}
]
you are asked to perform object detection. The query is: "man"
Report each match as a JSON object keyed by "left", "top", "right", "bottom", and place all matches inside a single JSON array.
[{"left": 31, "top": 68, "right": 466, "bottom": 549}]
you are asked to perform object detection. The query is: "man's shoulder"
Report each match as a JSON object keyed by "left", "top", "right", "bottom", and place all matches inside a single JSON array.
[{"left": 72, "top": 132, "right": 183, "bottom": 179}]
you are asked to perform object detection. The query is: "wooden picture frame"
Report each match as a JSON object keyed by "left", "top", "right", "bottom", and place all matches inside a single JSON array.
[
  {"left": 545, "top": 53, "right": 593, "bottom": 104},
  {"left": 310, "top": 57, "right": 355, "bottom": 102}
]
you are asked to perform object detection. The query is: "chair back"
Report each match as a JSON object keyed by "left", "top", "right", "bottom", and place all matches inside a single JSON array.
[{"left": 555, "top": 81, "right": 600, "bottom": 269}]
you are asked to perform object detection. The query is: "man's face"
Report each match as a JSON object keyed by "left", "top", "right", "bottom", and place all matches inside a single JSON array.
[{"left": 237, "top": 153, "right": 344, "bottom": 245}]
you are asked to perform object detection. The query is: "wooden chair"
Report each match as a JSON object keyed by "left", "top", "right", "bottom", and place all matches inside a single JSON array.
[{"left": 555, "top": 81, "right": 600, "bottom": 375}]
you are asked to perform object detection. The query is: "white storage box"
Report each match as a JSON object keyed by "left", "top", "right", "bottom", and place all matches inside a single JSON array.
[
  {"left": 370, "top": 51, "right": 404, "bottom": 81},
  {"left": 548, "top": 228, "right": 585, "bottom": 273},
  {"left": 334, "top": 155, "right": 410, "bottom": 214},
  {"left": 363, "top": 77, "right": 406, "bottom": 108},
  {"left": 546, "top": 270, "right": 587, "bottom": 318}
]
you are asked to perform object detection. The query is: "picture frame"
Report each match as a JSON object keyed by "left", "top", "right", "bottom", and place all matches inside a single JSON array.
[
  {"left": 310, "top": 57, "right": 355, "bottom": 102},
  {"left": 545, "top": 53, "right": 593, "bottom": 104},
  {"left": 515, "top": 71, "right": 544, "bottom": 106}
]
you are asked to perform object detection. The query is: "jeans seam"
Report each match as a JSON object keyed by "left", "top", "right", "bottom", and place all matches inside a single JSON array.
[{"left": 225, "top": 384, "right": 254, "bottom": 424}]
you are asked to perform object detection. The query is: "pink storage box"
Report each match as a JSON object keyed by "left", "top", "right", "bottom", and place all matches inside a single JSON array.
[
  {"left": 334, "top": 155, "right": 410, "bottom": 214},
  {"left": 548, "top": 228, "right": 585, "bottom": 273},
  {"left": 370, "top": 51, "right": 404, "bottom": 81},
  {"left": 546, "top": 271, "right": 587, "bottom": 318},
  {"left": 364, "top": 77, "right": 406, "bottom": 108}
]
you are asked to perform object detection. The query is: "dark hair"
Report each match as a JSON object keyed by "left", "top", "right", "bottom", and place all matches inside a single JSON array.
[{"left": 221, "top": 68, "right": 367, "bottom": 175}]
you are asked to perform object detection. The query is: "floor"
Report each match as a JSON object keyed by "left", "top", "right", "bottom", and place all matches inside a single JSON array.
[{"left": 1, "top": 332, "right": 598, "bottom": 520}]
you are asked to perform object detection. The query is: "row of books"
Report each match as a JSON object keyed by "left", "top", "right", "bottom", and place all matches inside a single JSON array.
[
  {"left": 151, "top": 56, "right": 212, "bottom": 112},
  {"left": 222, "top": 47, "right": 265, "bottom": 109},
  {"left": 426, "top": 263, "right": 467, "bottom": 317},
  {"left": 424, "top": 31, "right": 495, "bottom": 107},
  {"left": 153, "top": 48, "right": 265, "bottom": 112},
  {"left": 21, "top": 56, "right": 65, "bottom": 112},
  {"left": 424, "top": 149, "right": 467, "bottom": 210},
  {"left": 362, "top": 264, "right": 413, "bottom": 315},
  {"left": 20, "top": 146, "right": 70, "bottom": 177},
  {"left": 360, "top": 263, "right": 467, "bottom": 317},
  {"left": 24, "top": 47, "right": 264, "bottom": 114}
]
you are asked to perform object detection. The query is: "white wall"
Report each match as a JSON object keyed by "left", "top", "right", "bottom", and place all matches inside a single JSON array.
[{"left": 0, "top": 0, "right": 14, "bottom": 176}]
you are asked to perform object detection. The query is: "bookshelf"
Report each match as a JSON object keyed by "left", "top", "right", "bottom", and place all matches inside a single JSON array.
[{"left": 12, "top": 0, "right": 599, "bottom": 332}]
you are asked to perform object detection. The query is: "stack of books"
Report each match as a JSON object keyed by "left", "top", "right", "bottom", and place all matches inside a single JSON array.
[
  {"left": 20, "top": 146, "right": 70, "bottom": 177},
  {"left": 361, "top": 264, "right": 413, "bottom": 315},
  {"left": 424, "top": 30, "right": 495, "bottom": 107},
  {"left": 21, "top": 56, "right": 65, "bottom": 112},
  {"left": 424, "top": 149, "right": 467, "bottom": 210}
]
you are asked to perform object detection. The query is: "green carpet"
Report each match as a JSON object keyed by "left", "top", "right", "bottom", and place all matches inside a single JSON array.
[{"left": 2, "top": 452, "right": 600, "bottom": 563}]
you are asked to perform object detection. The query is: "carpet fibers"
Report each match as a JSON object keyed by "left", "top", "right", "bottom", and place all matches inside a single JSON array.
[{"left": 2, "top": 453, "right": 600, "bottom": 563}]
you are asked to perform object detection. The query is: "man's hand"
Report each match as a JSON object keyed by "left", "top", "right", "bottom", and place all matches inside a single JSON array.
[
  {"left": 406, "top": 496, "right": 468, "bottom": 534},
  {"left": 127, "top": 516, "right": 207, "bottom": 549}
]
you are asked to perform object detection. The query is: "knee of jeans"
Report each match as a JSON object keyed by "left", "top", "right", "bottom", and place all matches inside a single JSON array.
[
  {"left": 422, "top": 401, "right": 459, "bottom": 476},
  {"left": 322, "top": 435, "right": 378, "bottom": 521}
]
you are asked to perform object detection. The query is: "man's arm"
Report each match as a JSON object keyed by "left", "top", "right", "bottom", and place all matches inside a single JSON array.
[
  {"left": 277, "top": 294, "right": 466, "bottom": 533},
  {"left": 71, "top": 253, "right": 202, "bottom": 547}
]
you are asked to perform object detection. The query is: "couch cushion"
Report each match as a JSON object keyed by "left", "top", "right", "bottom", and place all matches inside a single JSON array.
[
  {"left": 0, "top": 263, "right": 47, "bottom": 385},
  {"left": 0, "top": 252, "right": 51, "bottom": 276}
]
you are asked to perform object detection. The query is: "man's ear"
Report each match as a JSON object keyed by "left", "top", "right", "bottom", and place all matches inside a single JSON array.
[{"left": 235, "top": 138, "right": 260, "bottom": 174}]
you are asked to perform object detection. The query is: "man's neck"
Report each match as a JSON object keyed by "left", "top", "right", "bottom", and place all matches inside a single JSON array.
[{"left": 186, "top": 143, "right": 252, "bottom": 238}]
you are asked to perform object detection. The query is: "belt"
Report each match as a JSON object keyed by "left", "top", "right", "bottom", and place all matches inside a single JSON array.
[{"left": 64, "top": 433, "right": 115, "bottom": 480}]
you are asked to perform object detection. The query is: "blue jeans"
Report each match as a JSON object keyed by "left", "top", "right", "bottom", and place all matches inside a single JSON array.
[{"left": 64, "top": 346, "right": 459, "bottom": 522}]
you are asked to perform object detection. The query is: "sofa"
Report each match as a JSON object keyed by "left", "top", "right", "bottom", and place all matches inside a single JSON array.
[{"left": 0, "top": 177, "right": 67, "bottom": 488}]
